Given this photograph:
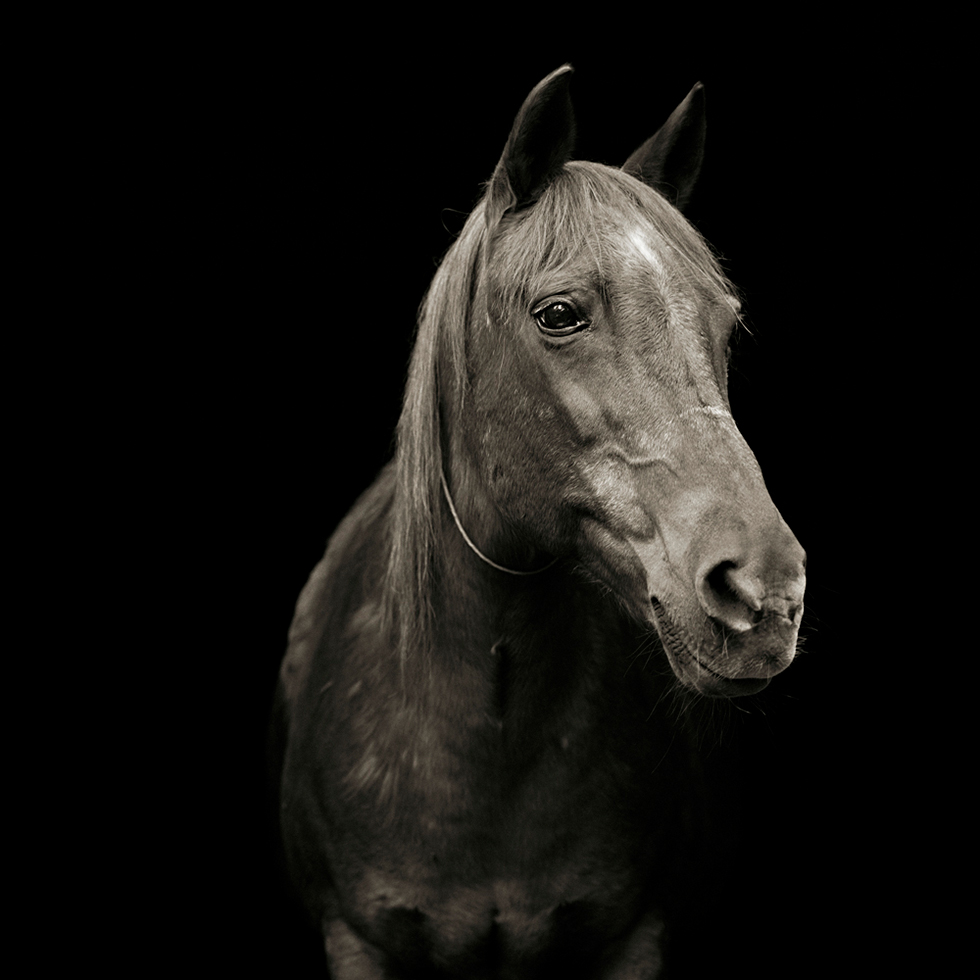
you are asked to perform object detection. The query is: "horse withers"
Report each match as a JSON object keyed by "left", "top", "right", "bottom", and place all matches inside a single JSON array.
[{"left": 273, "top": 66, "right": 805, "bottom": 979}]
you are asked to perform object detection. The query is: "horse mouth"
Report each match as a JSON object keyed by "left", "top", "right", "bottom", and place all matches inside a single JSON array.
[{"left": 649, "top": 598, "right": 770, "bottom": 698}]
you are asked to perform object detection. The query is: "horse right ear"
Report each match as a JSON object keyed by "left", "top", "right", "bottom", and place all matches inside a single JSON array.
[
  {"left": 485, "top": 65, "right": 576, "bottom": 227},
  {"left": 623, "top": 82, "right": 706, "bottom": 212}
]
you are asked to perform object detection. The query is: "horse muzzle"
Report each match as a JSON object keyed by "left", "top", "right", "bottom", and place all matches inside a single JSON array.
[{"left": 632, "top": 519, "right": 806, "bottom": 698}]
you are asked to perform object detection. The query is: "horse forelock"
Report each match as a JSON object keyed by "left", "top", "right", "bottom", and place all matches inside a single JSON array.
[{"left": 487, "top": 162, "right": 738, "bottom": 316}]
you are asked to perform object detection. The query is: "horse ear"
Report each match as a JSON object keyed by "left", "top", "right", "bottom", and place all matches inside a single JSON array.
[
  {"left": 623, "top": 82, "right": 706, "bottom": 212},
  {"left": 486, "top": 65, "right": 576, "bottom": 225}
]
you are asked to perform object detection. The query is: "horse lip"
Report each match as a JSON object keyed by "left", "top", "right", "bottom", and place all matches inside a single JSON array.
[
  {"left": 692, "top": 674, "right": 770, "bottom": 698},
  {"left": 649, "top": 597, "right": 772, "bottom": 698}
]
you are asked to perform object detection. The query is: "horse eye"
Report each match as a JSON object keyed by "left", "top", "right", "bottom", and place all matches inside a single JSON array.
[{"left": 534, "top": 301, "right": 588, "bottom": 336}]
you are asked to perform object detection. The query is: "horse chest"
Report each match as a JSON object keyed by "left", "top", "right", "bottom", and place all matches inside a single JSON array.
[
  {"left": 332, "top": 703, "right": 665, "bottom": 951},
  {"left": 303, "top": 669, "right": 677, "bottom": 978},
  {"left": 347, "top": 859, "right": 646, "bottom": 975},
  {"left": 336, "top": 655, "right": 663, "bottom": 851}
]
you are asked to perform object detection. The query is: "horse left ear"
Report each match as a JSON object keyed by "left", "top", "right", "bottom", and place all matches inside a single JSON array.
[
  {"left": 486, "top": 65, "right": 576, "bottom": 226},
  {"left": 623, "top": 82, "right": 706, "bottom": 212}
]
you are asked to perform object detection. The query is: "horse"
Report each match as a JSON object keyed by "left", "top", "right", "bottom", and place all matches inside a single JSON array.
[{"left": 272, "top": 65, "right": 806, "bottom": 979}]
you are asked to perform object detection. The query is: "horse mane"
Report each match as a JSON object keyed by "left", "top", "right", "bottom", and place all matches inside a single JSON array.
[
  {"left": 382, "top": 161, "right": 738, "bottom": 666},
  {"left": 382, "top": 203, "right": 484, "bottom": 665}
]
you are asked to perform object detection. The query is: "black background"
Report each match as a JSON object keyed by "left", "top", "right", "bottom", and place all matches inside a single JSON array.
[{"left": 149, "top": 21, "right": 914, "bottom": 978}]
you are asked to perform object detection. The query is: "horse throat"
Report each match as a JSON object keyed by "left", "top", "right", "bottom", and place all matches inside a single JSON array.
[{"left": 440, "top": 469, "right": 556, "bottom": 577}]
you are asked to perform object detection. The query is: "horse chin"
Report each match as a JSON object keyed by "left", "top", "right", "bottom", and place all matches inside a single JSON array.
[{"left": 648, "top": 597, "right": 791, "bottom": 699}]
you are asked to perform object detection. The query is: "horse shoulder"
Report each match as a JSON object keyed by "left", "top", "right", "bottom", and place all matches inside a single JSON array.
[{"left": 280, "top": 463, "right": 395, "bottom": 713}]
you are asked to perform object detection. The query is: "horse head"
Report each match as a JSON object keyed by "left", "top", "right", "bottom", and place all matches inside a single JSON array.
[{"left": 444, "top": 65, "right": 805, "bottom": 698}]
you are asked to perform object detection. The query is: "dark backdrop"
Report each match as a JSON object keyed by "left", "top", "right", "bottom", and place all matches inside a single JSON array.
[{"left": 163, "top": 28, "right": 900, "bottom": 978}]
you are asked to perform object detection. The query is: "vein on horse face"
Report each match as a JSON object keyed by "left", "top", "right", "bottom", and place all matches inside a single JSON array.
[{"left": 605, "top": 447, "right": 679, "bottom": 473}]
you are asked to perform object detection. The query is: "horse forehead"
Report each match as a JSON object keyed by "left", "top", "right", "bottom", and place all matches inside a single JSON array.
[
  {"left": 620, "top": 223, "right": 699, "bottom": 293},
  {"left": 616, "top": 221, "right": 739, "bottom": 322},
  {"left": 624, "top": 225, "right": 668, "bottom": 275},
  {"left": 613, "top": 224, "right": 693, "bottom": 312}
]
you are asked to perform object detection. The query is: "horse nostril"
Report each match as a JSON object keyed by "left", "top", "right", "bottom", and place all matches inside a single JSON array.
[
  {"left": 699, "top": 560, "right": 764, "bottom": 632},
  {"left": 787, "top": 601, "right": 803, "bottom": 626}
]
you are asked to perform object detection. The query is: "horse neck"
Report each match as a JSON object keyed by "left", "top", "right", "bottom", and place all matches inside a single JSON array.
[
  {"left": 429, "top": 437, "right": 590, "bottom": 662},
  {"left": 431, "top": 448, "right": 534, "bottom": 650}
]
